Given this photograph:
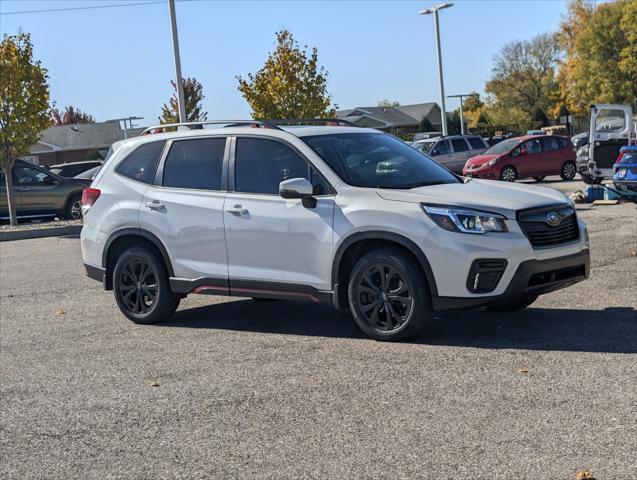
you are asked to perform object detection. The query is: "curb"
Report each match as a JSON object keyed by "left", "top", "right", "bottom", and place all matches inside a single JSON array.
[{"left": 0, "top": 225, "right": 82, "bottom": 242}]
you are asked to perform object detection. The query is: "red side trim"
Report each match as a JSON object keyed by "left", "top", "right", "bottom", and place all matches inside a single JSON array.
[{"left": 192, "top": 285, "right": 228, "bottom": 294}]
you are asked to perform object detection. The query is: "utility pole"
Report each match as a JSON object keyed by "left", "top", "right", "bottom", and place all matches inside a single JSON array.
[
  {"left": 419, "top": 3, "right": 453, "bottom": 136},
  {"left": 168, "top": 0, "right": 186, "bottom": 123},
  {"left": 447, "top": 93, "right": 472, "bottom": 135}
]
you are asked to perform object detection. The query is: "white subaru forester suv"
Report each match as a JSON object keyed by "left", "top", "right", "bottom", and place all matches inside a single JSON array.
[{"left": 81, "top": 120, "right": 590, "bottom": 341}]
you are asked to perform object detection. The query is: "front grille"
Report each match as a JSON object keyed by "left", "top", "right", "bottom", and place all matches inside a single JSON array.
[{"left": 518, "top": 205, "right": 579, "bottom": 249}]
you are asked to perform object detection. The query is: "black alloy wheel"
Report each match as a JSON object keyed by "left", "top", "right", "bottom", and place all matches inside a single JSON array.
[
  {"left": 561, "top": 161, "right": 577, "bottom": 181},
  {"left": 113, "top": 246, "right": 179, "bottom": 324},
  {"left": 348, "top": 248, "right": 432, "bottom": 341}
]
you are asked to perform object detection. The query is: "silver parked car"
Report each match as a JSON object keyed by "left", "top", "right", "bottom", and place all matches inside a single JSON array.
[{"left": 413, "top": 135, "right": 488, "bottom": 174}]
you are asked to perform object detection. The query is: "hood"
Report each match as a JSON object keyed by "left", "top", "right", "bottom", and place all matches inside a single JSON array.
[
  {"left": 376, "top": 179, "right": 570, "bottom": 218},
  {"left": 465, "top": 154, "right": 500, "bottom": 167}
]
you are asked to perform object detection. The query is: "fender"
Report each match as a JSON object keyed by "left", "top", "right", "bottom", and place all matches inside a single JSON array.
[
  {"left": 102, "top": 227, "right": 175, "bottom": 277},
  {"left": 331, "top": 231, "right": 438, "bottom": 297}
]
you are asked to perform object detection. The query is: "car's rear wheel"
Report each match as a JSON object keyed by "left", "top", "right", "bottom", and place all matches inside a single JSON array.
[
  {"left": 500, "top": 166, "right": 518, "bottom": 182},
  {"left": 487, "top": 295, "right": 538, "bottom": 312},
  {"left": 532, "top": 176, "right": 545, "bottom": 182},
  {"left": 113, "top": 246, "right": 179, "bottom": 324},
  {"left": 347, "top": 248, "right": 432, "bottom": 341},
  {"left": 64, "top": 194, "right": 83, "bottom": 220},
  {"left": 560, "top": 161, "right": 577, "bottom": 181}
]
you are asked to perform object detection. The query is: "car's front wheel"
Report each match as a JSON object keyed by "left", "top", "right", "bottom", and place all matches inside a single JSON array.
[
  {"left": 347, "top": 248, "right": 432, "bottom": 341},
  {"left": 560, "top": 161, "right": 577, "bottom": 181},
  {"left": 500, "top": 166, "right": 518, "bottom": 182},
  {"left": 113, "top": 246, "right": 179, "bottom": 324}
]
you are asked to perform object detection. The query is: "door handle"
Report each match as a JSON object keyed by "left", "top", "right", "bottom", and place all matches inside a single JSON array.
[
  {"left": 227, "top": 205, "right": 249, "bottom": 216},
  {"left": 146, "top": 200, "right": 165, "bottom": 210}
]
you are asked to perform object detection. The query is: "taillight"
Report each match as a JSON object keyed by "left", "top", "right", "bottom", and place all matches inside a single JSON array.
[{"left": 81, "top": 188, "right": 101, "bottom": 212}]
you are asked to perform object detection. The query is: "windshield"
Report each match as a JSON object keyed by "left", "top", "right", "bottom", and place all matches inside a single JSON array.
[
  {"left": 302, "top": 132, "right": 460, "bottom": 189},
  {"left": 483, "top": 137, "right": 520, "bottom": 155},
  {"left": 619, "top": 152, "right": 637, "bottom": 164},
  {"left": 414, "top": 140, "right": 436, "bottom": 153}
]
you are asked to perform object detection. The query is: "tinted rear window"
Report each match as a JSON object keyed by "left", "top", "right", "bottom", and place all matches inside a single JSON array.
[
  {"left": 163, "top": 138, "right": 226, "bottom": 190},
  {"left": 117, "top": 141, "right": 166, "bottom": 184},
  {"left": 468, "top": 137, "right": 486, "bottom": 150},
  {"left": 451, "top": 138, "right": 469, "bottom": 152},
  {"left": 619, "top": 152, "right": 637, "bottom": 164}
]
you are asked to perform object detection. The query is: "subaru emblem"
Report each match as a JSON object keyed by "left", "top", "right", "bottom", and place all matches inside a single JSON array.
[{"left": 546, "top": 211, "right": 561, "bottom": 226}]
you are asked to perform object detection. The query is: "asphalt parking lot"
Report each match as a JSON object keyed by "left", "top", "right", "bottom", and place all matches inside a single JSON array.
[{"left": 1, "top": 179, "right": 636, "bottom": 479}]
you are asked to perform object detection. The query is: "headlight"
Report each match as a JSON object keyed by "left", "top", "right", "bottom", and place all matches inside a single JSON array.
[
  {"left": 486, "top": 157, "right": 498, "bottom": 166},
  {"left": 421, "top": 204, "right": 508, "bottom": 234}
]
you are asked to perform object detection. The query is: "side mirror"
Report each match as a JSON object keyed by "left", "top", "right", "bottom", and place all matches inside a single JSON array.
[
  {"left": 43, "top": 176, "right": 58, "bottom": 185},
  {"left": 279, "top": 178, "right": 316, "bottom": 208}
]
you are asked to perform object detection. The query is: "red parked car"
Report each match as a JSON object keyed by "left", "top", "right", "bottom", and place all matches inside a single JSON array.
[{"left": 462, "top": 135, "right": 577, "bottom": 182}]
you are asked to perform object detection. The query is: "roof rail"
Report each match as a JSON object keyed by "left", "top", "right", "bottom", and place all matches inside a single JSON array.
[
  {"left": 139, "top": 120, "right": 282, "bottom": 136},
  {"left": 269, "top": 118, "right": 361, "bottom": 127}
]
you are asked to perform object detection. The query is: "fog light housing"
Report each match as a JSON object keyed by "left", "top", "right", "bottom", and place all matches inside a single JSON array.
[{"left": 467, "top": 259, "right": 507, "bottom": 293}]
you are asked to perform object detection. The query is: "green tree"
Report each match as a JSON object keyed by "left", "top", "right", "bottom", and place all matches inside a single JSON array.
[
  {"left": 237, "top": 30, "right": 334, "bottom": 119},
  {"left": 377, "top": 99, "right": 401, "bottom": 107},
  {"left": 417, "top": 116, "right": 434, "bottom": 132},
  {"left": 159, "top": 77, "right": 207, "bottom": 124},
  {"left": 51, "top": 105, "right": 95, "bottom": 125},
  {"left": 0, "top": 32, "right": 51, "bottom": 226},
  {"left": 448, "top": 110, "right": 462, "bottom": 135},
  {"left": 558, "top": 0, "right": 637, "bottom": 116},
  {"left": 486, "top": 33, "right": 561, "bottom": 129}
]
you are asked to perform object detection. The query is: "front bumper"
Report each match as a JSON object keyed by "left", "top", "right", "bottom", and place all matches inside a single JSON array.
[
  {"left": 432, "top": 249, "right": 590, "bottom": 311},
  {"left": 613, "top": 180, "right": 637, "bottom": 193}
]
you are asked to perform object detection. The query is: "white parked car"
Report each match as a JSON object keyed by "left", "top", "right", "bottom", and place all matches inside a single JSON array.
[{"left": 81, "top": 120, "right": 590, "bottom": 341}]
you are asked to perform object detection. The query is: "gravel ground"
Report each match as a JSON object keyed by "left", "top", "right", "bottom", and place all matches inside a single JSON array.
[
  {"left": 1, "top": 187, "right": 636, "bottom": 479},
  {"left": 0, "top": 219, "right": 82, "bottom": 232}
]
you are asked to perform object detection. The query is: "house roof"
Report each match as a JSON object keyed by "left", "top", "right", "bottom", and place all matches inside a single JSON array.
[
  {"left": 337, "top": 103, "right": 440, "bottom": 128},
  {"left": 36, "top": 121, "right": 145, "bottom": 152}
]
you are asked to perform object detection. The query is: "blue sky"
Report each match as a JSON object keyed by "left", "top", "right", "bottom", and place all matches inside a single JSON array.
[{"left": 1, "top": 0, "right": 569, "bottom": 125}]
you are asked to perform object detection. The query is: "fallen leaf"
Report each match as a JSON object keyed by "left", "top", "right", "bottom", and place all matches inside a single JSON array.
[
  {"left": 148, "top": 381, "right": 160, "bottom": 388},
  {"left": 518, "top": 368, "right": 529, "bottom": 373},
  {"left": 55, "top": 309, "right": 65, "bottom": 315},
  {"left": 575, "top": 470, "right": 595, "bottom": 480}
]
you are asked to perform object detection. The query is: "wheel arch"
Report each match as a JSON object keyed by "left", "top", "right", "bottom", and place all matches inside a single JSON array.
[
  {"left": 102, "top": 228, "right": 174, "bottom": 290},
  {"left": 331, "top": 231, "right": 438, "bottom": 309}
]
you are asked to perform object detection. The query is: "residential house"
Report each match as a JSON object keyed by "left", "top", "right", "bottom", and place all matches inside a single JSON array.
[
  {"left": 336, "top": 102, "right": 442, "bottom": 136},
  {"left": 24, "top": 121, "right": 144, "bottom": 166}
]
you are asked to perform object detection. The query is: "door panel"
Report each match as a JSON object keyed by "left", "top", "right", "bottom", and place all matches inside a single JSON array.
[
  {"left": 224, "top": 194, "right": 335, "bottom": 289},
  {"left": 589, "top": 104, "right": 633, "bottom": 177},
  {"left": 516, "top": 138, "right": 544, "bottom": 177},
  {"left": 13, "top": 165, "right": 59, "bottom": 214}
]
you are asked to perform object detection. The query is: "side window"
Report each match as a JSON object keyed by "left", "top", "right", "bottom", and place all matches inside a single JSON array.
[
  {"left": 542, "top": 137, "right": 560, "bottom": 151},
  {"left": 235, "top": 138, "right": 328, "bottom": 195},
  {"left": 13, "top": 166, "right": 53, "bottom": 185},
  {"left": 468, "top": 137, "right": 486, "bottom": 150},
  {"left": 451, "top": 138, "right": 470, "bottom": 153},
  {"left": 117, "top": 141, "right": 165, "bottom": 184},
  {"left": 523, "top": 138, "right": 542, "bottom": 155},
  {"left": 558, "top": 137, "right": 570, "bottom": 149},
  {"left": 162, "top": 138, "right": 225, "bottom": 190},
  {"left": 433, "top": 140, "right": 450, "bottom": 155}
]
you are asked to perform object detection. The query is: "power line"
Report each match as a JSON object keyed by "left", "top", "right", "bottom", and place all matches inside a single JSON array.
[{"left": 0, "top": 0, "right": 196, "bottom": 16}]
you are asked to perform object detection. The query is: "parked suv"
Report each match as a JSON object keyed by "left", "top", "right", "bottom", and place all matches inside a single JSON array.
[
  {"left": 463, "top": 135, "right": 577, "bottom": 182},
  {"left": 81, "top": 121, "right": 590, "bottom": 341},
  {"left": 0, "top": 160, "right": 86, "bottom": 220},
  {"left": 413, "top": 135, "right": 488, "bottom": 174}
]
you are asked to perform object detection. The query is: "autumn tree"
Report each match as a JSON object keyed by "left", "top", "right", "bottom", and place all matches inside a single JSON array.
[
  {"left": 486, "top": 33, "right": 561, "bottom": 129},
  {"left": 51, "top": 105, "right": 95, "bottom": 125},
  {"left": 237, "top": 30, "right": 334, "bottom": 119},
  {"left": 0, "top": 32, "right": 50, "bottom": 226},
  {"left": 558, "top": 0, "right": 637, "bottom": 116},
  {"left": 159, "top": 77, "right": 207, "bottom": 124}
]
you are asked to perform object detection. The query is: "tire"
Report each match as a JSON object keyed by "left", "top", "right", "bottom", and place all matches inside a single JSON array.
[
  {"left": 487, "top": 295, "right": 538, "bottom": 313},
  {"left": 500, "top": 166, "right": 518, "bottom": 182},
  {"left": 64, "top": 194, "right": 83, "bottom": 220},
  {"left": 347, "top": 248, "right": 432, "bottom": 341},
  {"left": 560, "top": 161, "right": 577, "bottom": 181},
  {"left": 113, "top": 246, "right": 179, "bottom": 324},
  {"left": 532, "top": 176, "right": 545, "bottom": 182}
]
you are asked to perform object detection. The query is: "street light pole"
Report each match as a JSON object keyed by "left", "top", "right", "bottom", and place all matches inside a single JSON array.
[
  {"left": 168, "top": 0, "right": 186, "bottom": 123},
  {"left": 447, "top": 93, "right": 471, "bottom": 135},
  {"left": 419, "top": 3, "right": 453, "bottom": 137}
]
